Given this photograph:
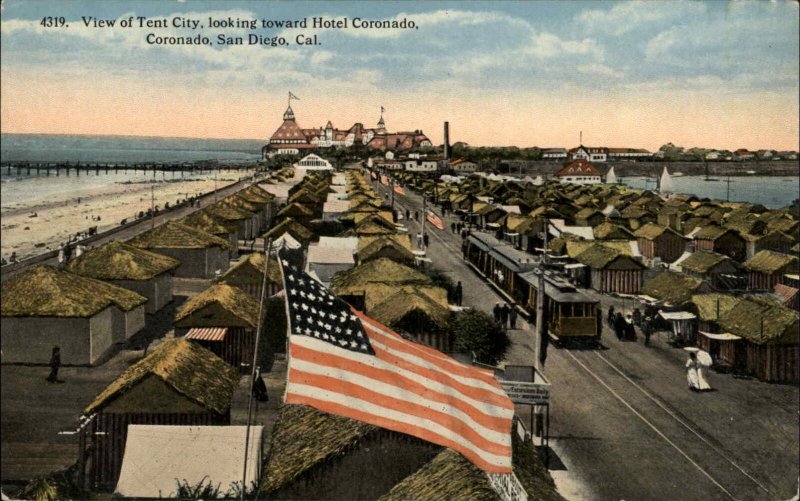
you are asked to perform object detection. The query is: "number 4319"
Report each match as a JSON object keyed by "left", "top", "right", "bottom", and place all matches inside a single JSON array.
[{"left": 40, "top": 17, "right": 67, "bottom": 27}]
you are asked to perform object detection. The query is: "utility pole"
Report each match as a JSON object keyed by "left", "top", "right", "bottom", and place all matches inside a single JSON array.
[
  {"left": 214, "top": 173, "right": 218, "bottom": 202},
  {"left": 241, "top": 239, "right": 273, "bottom": 500},
  {"left": 535, "top": 218, "right": 549, "bottom": 371},
  {"left": 421, "top": 194, "right": 427, "bottom": 249},
  {"left": 150, "top": 185, "right": 155, "bottom": 229},
  {"left": 390, "top": 176, "right": 395, "bottom": 215}
]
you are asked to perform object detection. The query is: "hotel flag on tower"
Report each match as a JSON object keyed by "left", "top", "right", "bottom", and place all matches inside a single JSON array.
[{"left": 277, "top": 253, "right": 514, "bottom": 473}]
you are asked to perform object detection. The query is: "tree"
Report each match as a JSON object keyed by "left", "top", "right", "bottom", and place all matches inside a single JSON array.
[{"left": 449, "top": 309, "right": 509, "bottom": 366}]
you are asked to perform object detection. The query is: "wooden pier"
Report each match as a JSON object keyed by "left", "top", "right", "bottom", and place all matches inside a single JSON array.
[{"left": 1, "top": 161, "right": 256, "bottom": 177}]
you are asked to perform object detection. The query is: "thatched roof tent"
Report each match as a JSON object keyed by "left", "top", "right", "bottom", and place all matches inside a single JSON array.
[
  {"left": 174, "top": 284, "right": 261, "bottom": 329},
  {"left": 84, "top": 338, "right": 238, "bottom": 415},
  {"left": 331, "top": 258, "right": 432, "bottom": 295},
  {"left": 278, "top": 203, "right": 314, "bottom": 219},
  {"left": 2, "top": 265, "right": 147, "bottom": 318},
  {"left": 641, "top": 271, "right": 704, "bottom": 306},
  {"left": 380, "top": 449, "right": 499, "bottom": 501},
  {"left": 362, "top": 283, "right": 448, "bottom": 311},
  {"left": 263, "top": 218, "right": 313, "bottom": 244},
  {"left": 719, "top": 296, "right": 799, "bottom": 345},
  {"left": 691, "top": 294, "right": 740, "bottom": 322},
  {"left": 67, "top": 240, "right": 180, "bottom": 281},
  {"left": 260, "top": 405, "right": 377, "bottom": 495},
  {"left": 358, "top": 236, "right": 415, "bottom": 264},
  {"left": 693, "top": 225, "right": 732, "bottom": 241},
  {"left": 348, "top": 200, "right": 381, "bottom": 213},
  {"left": 243, "top": 184, "right": 276, "bottom": 201},
  {"left": 680, "top": 251, "right": 732, "bottom": 274},
  {"left": 219, "top": 252, "right": 282, "bottom": 287},
  {"left": 182, "top": 210, "right": 237, "bottom": 236},
  {"left": 634, "top": 223, "right": 683, "bottom": 241},
  {"left": 594, "top": 222, "right": 635, "bottom": 241},
  {"left": 358, "top": 234, "right": 413, "bottom": 252},
  {"left": 128, "top": 221, "right": 231, "bottom": 250},
  {"left": 368, "top": 289, "right": 451, "bottom": 330},
  {"left": 568, "top": 240, "right": 633, "bottom": 260},
  {"left": 204, "top": 203, "right": 254, "bottom": 221},
  {"left": 351, "top": 221, "right": 396, "bottom": 236},
  {"left": 222, "top": 195, "right": 261, "bottom": 214},
  {"left": 743, "top": 250, "right": 798, "bottom": 274}
]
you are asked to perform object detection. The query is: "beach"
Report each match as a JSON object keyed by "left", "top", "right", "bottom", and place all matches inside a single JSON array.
[{"left": 1, "top": 172, "right": 251, "bottom": 262}]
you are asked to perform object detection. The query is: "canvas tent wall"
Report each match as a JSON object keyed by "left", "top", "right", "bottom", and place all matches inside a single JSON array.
[{"left": 115, "top": 425, "right": 262, "bottom": 499}]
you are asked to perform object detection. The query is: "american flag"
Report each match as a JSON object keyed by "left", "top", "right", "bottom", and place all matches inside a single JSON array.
[
  {"left": 393, "top": 184, "right": 405, "bottom": 195},
  {"left": 380, "top": 174, "right": 389, "bottom": 186},
  {"left": 426, "top": 210, "right": 445, "bottom": 230},
  {"left": 278, "top": 256, "right": 513, "bottom": 473}
]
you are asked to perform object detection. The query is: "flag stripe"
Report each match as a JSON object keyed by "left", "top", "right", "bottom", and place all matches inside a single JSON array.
[
  {"left": 289, "top": 366, "right": 511, "bottom": 448},
  {"left": 285, "top": 392, "right": 511, "bottom": 473},
  {"left": 361, "top": 314, "right": 500, "bottom": 386},
  {"left": 358, "top": 313, "right": 490, "bottom": 371},
  {"left": 291, "top": 340, "right": 513, "bottom": 425},
  {"left": 369, "top": 341, "right": 514, "bottom": 410}
]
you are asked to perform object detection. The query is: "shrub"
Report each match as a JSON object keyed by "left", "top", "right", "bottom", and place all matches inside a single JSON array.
[{"left": 449, "top": 309, "right": 509, "bottom": 366}]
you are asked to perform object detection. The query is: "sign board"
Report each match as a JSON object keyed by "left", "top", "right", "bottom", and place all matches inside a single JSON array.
[
  {"left": 500, "top": 380, "right": 550, "bottom": 405},
  {"left": 504, "top": 365, "right": 535, "bottom": 383},
  {"left": 487, "top": 473, "right": 528, "bottom": 501}
]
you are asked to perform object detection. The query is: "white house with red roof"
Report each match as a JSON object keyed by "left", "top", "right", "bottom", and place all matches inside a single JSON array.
[
  {"left": 554, "top": 159, "right": 603, "bottom": 185},
  {"left": 569, "top": 145, "right": 608, "bottom": 162}
]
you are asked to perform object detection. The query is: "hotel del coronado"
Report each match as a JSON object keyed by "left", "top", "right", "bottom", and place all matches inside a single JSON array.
[{"left": 263, "top": 104, "right": 432, "bottom": 159}]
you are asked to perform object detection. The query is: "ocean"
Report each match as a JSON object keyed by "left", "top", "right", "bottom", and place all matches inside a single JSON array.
[
  {"left": 0, "top": 133, "right": 263, "bottom": 167},
  {"left": 620, "top": 176, "right": 799, "bottom": 209}
]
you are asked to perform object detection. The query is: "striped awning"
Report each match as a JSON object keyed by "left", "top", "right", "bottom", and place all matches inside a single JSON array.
[{"left": 185, "top": 327, "right": 228, "bottom": 342}]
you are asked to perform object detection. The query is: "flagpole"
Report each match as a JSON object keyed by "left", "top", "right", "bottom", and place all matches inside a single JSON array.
[{"left": 241, "top": 238, "right": 273, "bottom": 501}]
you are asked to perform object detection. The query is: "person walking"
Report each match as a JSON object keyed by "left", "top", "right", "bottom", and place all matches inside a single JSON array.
[
  {"left": 685, "top": 351, "right": 711, "bottom": 391},
  {"left": 493, "top": 302, "right": 502, "bottom": 324},
  {"left": 509, "top": 305, "right": 518, "bottom": 329},
  {"left": 607, "top": 306, "right": 616, "bottom": 328},
  {"left": 455, "top": 281, "right": 463, "bottom": 306},
  {"left": 423, "top": 232, "right": 429, "bottom": 249},
  {"left": 614, "top": 312, "right": 625, "bottom": 340},
  {"left": 414, "top": 211, "right": 419, "bottom": 221},
  {"left": 46, "top": 346, "right": 61, "bottom": 383},
  {"left": 416, "top": 232, "right": 423, "bottom": 248},
  {"left": 405, "top": 209, "right": 410, "bottom": 221},
  {"left": 500, "top": 303, "right": 510, "bottom": 329},
  {"left": 251, "top": 367, "right": 269, "bottom": 402},
  {"left": 451, "top": 222, "right": 456, "bottom": 233},
  {"left": 642, "top": 316, "right": 652, "bottom": 346}
]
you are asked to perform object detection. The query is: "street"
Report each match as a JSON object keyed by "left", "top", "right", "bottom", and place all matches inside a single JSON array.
[{"left": 374, "top": 175, "right": 800, "bottom": 501}]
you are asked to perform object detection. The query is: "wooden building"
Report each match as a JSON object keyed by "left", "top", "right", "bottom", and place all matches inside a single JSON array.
[
  {"left": 128, "top": 221, "right": 231, "bottom": 279},
  {"left": 743, "top": 250, "right": 799, "bottom": 291},
  {"left": 744, "top": 231, "right": 794, "bottom": 259},
  {"left": 718, "top": 297, "right": 799, "bottom": 383},
  {"left": 641, "top": 271, "right": 708, "bottom": 308},
  {"left": 573, "top": 244, "right": 645, "bottom": 294},
  {"left": 263, "top": 218, "right": 314, "bottom": 247},
  {"left": 84, "top": 339, "right": 239, "bottom": 489},
  {"left": 182, "top": 210, "right": 240, "bottom": 258},
  {"left": 677, "top": 251, "right": 741, "bottom": 290},
  {"left": 692, "top": 294, "right": 744, "bottom": 369},
  {"left": 634, "top": 223, "right": 686, "bottom": 264},
  {"left": 1, "top": 265, "right": 146, "bottom": 365},
  {"left": 174, "top": 283, "right": 261, "bottom": 370},
  {"left": 692, "top": 226, "right": 747, "bottom": 262},
  {"left": 331, "top": 258, "right": 432, "bottom": 312},
  {"left": 67, "top": 240, "right": 179, "bottom": 314},
  {"left": 218, "top": 252, "right": 283, "bottom": 300},
  {"left": 357, "top": 235, "right": 415, "bottom": 266},
  {"left": 205, "top": 202, "right": 258, "bottom": 241}
]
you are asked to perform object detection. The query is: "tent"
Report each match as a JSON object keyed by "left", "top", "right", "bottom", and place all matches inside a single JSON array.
[{"left": 115, "top": 425, "right": 262, "bottom": 498}]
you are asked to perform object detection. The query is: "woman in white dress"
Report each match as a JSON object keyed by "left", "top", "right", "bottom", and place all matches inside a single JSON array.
[{"left": 686, "top": 352, "right": 711, "bottom": 391}]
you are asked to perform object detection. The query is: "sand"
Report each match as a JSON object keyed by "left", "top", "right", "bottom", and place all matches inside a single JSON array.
[{"left": 1, "top": 174, "right": 248, "bottom": 262}]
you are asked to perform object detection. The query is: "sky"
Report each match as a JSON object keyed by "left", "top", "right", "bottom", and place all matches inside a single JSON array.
[{"left": 1, "top": 0, "right": 798, "bottom": 151}]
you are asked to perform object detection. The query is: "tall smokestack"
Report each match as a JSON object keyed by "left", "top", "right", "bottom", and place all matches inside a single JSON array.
[{"left": 443, "top": 121, "right": 450, "bottom": 160}]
